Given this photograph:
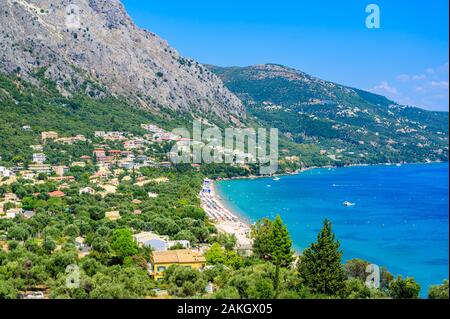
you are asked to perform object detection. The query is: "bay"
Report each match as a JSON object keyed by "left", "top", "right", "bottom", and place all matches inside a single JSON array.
[{"left": 215, "top": 163, "right": 449, "bottom": 297}]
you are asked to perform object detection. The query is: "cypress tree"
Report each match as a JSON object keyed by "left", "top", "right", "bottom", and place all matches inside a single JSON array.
[
  {"left": 272, "top": 215, "right": 294, "bottom": 268},
  {"left": 252, "top": 215, "right": 294, "bottom": 298},
  {"left": 298, "top": 219, "right": 346, "bottom": 296},
  {"left": 251, "top": 215, "right": 294, "bottom": 267}
]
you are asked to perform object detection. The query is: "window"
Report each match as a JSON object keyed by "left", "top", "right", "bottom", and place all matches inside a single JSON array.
[{"left": 157, "top": 266, "right": 166, "bottom": 272}]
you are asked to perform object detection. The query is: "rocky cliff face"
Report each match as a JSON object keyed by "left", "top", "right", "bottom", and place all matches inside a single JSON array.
[{"left": 0, "top": 0, "right": 245, "bottom": 122}]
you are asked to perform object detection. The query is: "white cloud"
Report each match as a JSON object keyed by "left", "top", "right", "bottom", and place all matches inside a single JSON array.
[
  {"left": 430, "top": 81, "right": 449, "bottom": 89},
  {"left": 437, "top": 62, "right": 449, "bottom": 73},
  {"left": 369, "top": 81, "right": 398, "bottom": 95},
  {"left": 414, "top": 86, "right": 425, "bottom": 93},
  {"left": 368, "top": 62, "right": 449, "bottom": 111},
  {"left": 412, "top": 74, "right": 426, "bottom": 81},
  {"left": 396, "top": 74, "right": 410, "bottom": 82}
]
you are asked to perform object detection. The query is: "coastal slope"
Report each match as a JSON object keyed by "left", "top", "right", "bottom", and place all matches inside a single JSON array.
[{"left": 208, "top": 64, "right": 449, "bottom": 165}]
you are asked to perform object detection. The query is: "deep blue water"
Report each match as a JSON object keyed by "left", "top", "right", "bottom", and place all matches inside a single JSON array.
[{"left": 216, "top": 163, "right": 449, "bottom": 297}]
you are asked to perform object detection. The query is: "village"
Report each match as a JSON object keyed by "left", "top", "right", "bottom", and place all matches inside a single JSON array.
[{"left": 0, "top": 123, "right": 256, "bottom": 298}]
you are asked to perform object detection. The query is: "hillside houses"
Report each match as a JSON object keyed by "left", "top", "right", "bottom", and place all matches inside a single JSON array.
[
  {"left": 28, "top": 164, "right": 52, "bottom": 174},
  {"left": 55, "top": 135, "right": 88, "bottom": 145},
  {"left": 41, "top": 131, "right": 58, "bottom": 143},
  {"left": 32, "top": 153, "right": 47, "bottom": 164}
]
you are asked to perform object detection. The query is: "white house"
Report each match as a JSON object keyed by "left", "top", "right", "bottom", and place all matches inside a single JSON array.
[
  {"left": 32, "top": 153, "right": 47, "bottom": 164},
  {"left": 5, "top": 208, "right": 23, "bottom": 219},
  {"left": 0, "top": 166, "right": 12, "bottom": 178},
  {"left": 133, "top": 232, "right": 190, "bottom": 251},
  {"left": 79, "top": 187, "right": 95, "bottom": 195}
]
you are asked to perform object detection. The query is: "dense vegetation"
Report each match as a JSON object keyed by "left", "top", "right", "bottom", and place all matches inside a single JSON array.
[
  {"left": 209, "top": 64, "right": 449, "bottom": 166},
  {"left": 0, "top": 73, "right": 191, "bottom": 165},
  {"left": 1, "top": 164, "right": 447, "bottom": 299},
  {"left": 0, "top": 167, "right": 209, "bottom": 298},
  {"left": 0, "top": 65, "right": 447, "bottom": 300}
]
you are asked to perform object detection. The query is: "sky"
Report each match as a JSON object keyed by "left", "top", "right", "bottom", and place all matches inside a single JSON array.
[{"left": 121, "top": 0, "right": 449, "bottom": 111}]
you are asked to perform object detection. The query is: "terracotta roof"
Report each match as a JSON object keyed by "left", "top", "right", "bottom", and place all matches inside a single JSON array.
[
  {"left": 152, "top": 250, "right": 206, "bottom": 264},
  {"left": 48, "top": 190, "right": 65, "bottom": 197}
]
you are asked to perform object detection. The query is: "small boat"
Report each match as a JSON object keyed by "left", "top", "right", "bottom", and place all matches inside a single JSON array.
[
  {"left": 396, "top": 163, "right": 402, "bottom": 167},
  {"left": 273, "top": 177, "right": 281, "bottom": 181},
  {"left": 343, "top": 201, "right": 356, "bottom": 207}
]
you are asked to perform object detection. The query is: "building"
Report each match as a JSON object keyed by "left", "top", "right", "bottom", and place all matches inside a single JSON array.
[
  {"left": 22, "top": 211, "right": 36, "bottom": 219},
  {"left": 55, "top": 135, "right": 87, "bottom": 145},
  {"left": 108, "top": 150, "right": 122, "bottom": 159},
  {"left": 150, "top": 250, "right": 206, "bottom": 280},
  {"left": 105, "top": 211, "right": 121, "bottom": 221},
  {"left": 3, "top": 193, "right": 18, "bottom": 203},
  {"left": 5, "top": 208, "right": 23, "bottom": 219},
  {"left": 134, "top": 232, "right": 190, "bottom": 252},
  {"left": 48, "top": 176, "right": 75, "bottom": 182},
  {"left": 48, "top": 190, "right": 65, "bottom": 198},
  {"left": 123, "top": 139, "right": 145, "bottom": 150},
  {"left": 19, "top": 170, "right": 35, "bottom": 179},
  {"left": 41, "top": 131, "right": 59, "bottom": 143},
  {"left": 141, "top": 124, "right": 164, "bottom": 133},
  {"left": 28, "top": 164, "right": 52, "bottom": 174},
  {"left": 79, "top": 187, "right": 95, "bottom": 195},
  {"left": 52, "top": 166, "right": 69, "bottom": 177},
  {"left": 32, "top": 153, "right": 47, "bottom": 164},
  {"left": 74, "top": 236, "right": 91, "bottom": 257},
  {"left": 0, "top": 166, "right": 12, "bottom": 178},
  {"left": 93, "top": 149, "right": 106, "bottom": 158},
  {"left": 71, "top": 161, "right": 86, "bottom": 168}
]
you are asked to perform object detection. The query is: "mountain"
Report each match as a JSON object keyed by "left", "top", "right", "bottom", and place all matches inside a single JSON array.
[
  {"left": 0, "top": 0, "right": 448, "bottom": 168},
  {"left": 0, "top": 0, "right": 245, "bottom": 123},
  {"left": 208, "top": 64, "right": 449, "bottom": 165}
]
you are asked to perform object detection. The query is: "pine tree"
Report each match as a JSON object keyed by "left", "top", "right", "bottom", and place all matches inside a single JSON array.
[
  {"left": 251, "top": 215, "right": 294, "bottom": 267},
  {"left": 298, "top": 219, "right": 346, "bottom": 296},
  {"left": 272, "top": 215, "right": 294, "bottom": 268},
  {"left": 252, "top": 215, "right": 294, "bottom": 298}
]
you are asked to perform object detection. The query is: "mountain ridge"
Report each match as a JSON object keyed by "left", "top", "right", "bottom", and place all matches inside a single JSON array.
[
  {"left": 0, "top": 0, "right": 245, "bottom": 123},
  {"left": 208, "top": 64, "right": 449, "bottom": 164}
]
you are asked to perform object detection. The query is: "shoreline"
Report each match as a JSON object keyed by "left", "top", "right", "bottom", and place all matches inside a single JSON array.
[
  {"left": 204, "top": 161, "right": 447, "bottom": 251},
  {"left": 200, "top": 181, "right": 253, "bottom": 250},
  {"left": 215, "top": 160, "right": 447, "bottom": 182}
]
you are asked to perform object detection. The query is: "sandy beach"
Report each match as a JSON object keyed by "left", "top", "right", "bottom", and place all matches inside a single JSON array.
[{"left": 200, "top": 180, "right": 253, "bottom": 250}]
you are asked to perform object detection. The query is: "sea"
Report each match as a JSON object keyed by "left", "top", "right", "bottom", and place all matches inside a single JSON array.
[{"left": 215, "top": 163, "right": 449, "bottom": 297}]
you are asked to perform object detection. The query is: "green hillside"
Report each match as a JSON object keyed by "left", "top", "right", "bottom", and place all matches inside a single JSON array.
[{"left": 208, "top": 64, "right": 449, "bottom": 165}]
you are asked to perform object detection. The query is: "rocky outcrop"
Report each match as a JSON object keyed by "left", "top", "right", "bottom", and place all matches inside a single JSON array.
[{"left": 0, "top": 0, "right": 245, "bottom": 121}]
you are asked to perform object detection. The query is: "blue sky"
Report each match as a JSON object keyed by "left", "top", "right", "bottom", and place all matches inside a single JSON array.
[{"left": 121, "top": 0, "right": 449, "bottom": 111}]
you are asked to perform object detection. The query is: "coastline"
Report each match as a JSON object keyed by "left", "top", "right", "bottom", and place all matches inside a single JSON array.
[
  {"left": 206, "top": 161, "right": 448, "bottom": 252},
  {"left": 200, "top": 181, "right": 253, "bottom": 250},
  {"left": 215, "top": 160, "right": 447, "bottom": 182}
]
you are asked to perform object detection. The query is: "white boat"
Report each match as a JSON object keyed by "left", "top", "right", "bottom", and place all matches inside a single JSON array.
[
  {"left": 343, "top": 201, "right": 356, "bottom": 207},
  {"left": 273, "top": 177, "right": 281, "bottom": 181}
]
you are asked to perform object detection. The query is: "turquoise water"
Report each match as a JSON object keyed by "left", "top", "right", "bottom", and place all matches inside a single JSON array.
[{"left": 215, "top": 163, "right": 449, "bottom": 297}]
